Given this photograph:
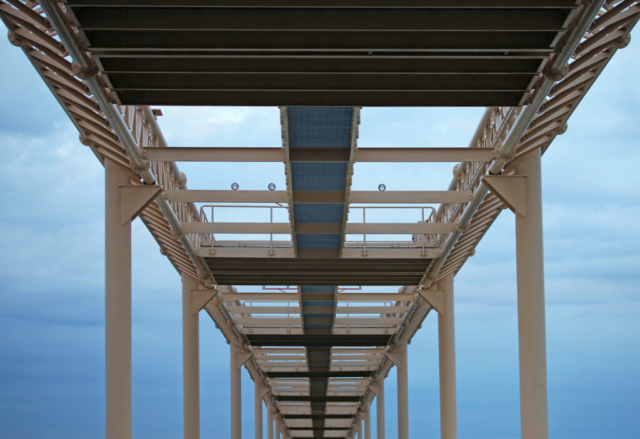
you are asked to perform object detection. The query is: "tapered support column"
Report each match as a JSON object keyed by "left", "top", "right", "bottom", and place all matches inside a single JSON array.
[
  {"left": 396, "top": 343, "right": 409, "bottom": 439},
  {"left": 255, "top": 382, "right": 264, "bottom": 439},
  {"left": 105, "top": 159, "right": 132, "bottom": 439},
  {"left": 183, "top": 274, "right": 200, "bottom": 439},
  {"left": 515, "top": 148, "right": 549, "bottom": 439},
  {"left": 376, "top": 379, "right": 385, "bottom": 439},
  {"left": 231, "top": 344, "right": 242, "bottom": 439},
  {"left": 275, "top": 418, "right": 282, "bottom": 439},
  {"left": 364, "top": 403, "right": 372, "bottom": 439},
  {"left": 438, "top": 274, "right": 457, "bottom": 439}
]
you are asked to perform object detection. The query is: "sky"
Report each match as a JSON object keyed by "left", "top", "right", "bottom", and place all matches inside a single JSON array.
[{"left": 0, "top": 23, "right": 639, "bottom": 439}]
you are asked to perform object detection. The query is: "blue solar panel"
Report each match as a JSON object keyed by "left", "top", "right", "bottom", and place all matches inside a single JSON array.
[
  {"left": 304, "top": 324, "right": 333, "bottom": 329},
  {"left": 294, "top": 203, "right": 344, "bottom": 223},
  {"left": 291, "top": 162, "right": 347, "bottom": 191},
  {"left": 288, "top": 107, "right": 353, "bottom": 148},
  {"left": 302, "top": 300, "right": 335, "bottom": 307},
  {"left": 296, "top": 234, "right": 342, "bottom": 249},
  {"left": 301, "top": 286, "right": 335, "bottom": 293}
]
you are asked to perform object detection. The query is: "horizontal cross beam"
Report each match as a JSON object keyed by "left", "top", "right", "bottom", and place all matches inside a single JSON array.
[
  {"left": 183, "top": 221, "right": 454, "bottom": 234},
  {"left": 144, "top": 146, "right": 495, "bottom": 163},
  {"left": 165, "top": 189, "right": 473, "bottom": 204}
]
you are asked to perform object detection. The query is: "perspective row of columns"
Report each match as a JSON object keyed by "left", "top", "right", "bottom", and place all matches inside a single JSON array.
[{"left": 104, "top": 149, "right": 549, "bottom": 439}]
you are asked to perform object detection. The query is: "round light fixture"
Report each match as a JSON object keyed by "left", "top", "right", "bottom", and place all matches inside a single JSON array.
[
  {"left": 378, "top": 184, "right": 386, "bottom": 192},
  {"left": 231, "top": 182, "right": 239, "bottom": 191},
  {"left": 268, "top": 183, "right": 276, "bottom": 191}
]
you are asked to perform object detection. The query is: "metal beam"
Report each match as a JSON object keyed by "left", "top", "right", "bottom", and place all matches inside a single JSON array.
[
  {"left": 354, "top": 147, "right": 495, "bottom": 162},
  {"left": 182, "top": 222, "right": 291, "bottom": 234},
  {"left": 167, "top": 189, "right": 472, "bottom": 204},
  {"left": 338, "top": 293, "right": 416, "bottom": 302},
  {"left": 146, "top": 147, "right": 494, "bottom": 163},
  {"left": 345, "top": 222, "right": 455, "bottom": 235},
  {"left": 186, "top": 221, "right": 452, "bottom": 235},
  {"left": 165, "top": 190, "right": 289, "bottom": 203}
]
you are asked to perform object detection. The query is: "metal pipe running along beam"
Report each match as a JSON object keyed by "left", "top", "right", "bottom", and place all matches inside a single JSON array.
[
  {"left": 38, "top": 0, "right": 214, "bottom": 288},
  {"left": 424, "top": 0, "right": 607, "bottom": 284},
  {"left": 143, "top": 146, "right": 495, "bottom": 163}
]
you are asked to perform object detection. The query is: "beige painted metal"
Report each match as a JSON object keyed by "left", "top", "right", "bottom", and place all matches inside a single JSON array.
[
  {"left": 355, "top": 147, "right": 495, "bottom": 162},
  {"left": 183, "top": 222, "right": 291, "bottom": 235},
  {"left": 338, "top": 293, "right": 416, "bottom": 302},
  {"left": 182, "top": 274, "right": 200, "bottom": 439},
  {"left": 197, "top": 247, "right": 296, "bottom": 259},
  {"left": 255, "top": 383, "right": 264, "bottom": 439},
  {"left": 376, "top": 379, "right": 385, "bottom": 439},
  {"left": 346, "top": 222, "right": 455, "bottom": 235},
  {"left": 364, "top": 403, "right": 372, "bottom": 439},
  {"left": 144, "top": 146, "right": 284, "bottom": 162},
  {"left": 143, "top": 146, "right": 494, "bottom": 163},
  {"left": 188, "top": 221, "right": 450, "bottom": 235},
  {"left": 268, "top": 411, "right": 276, "bottom": 439},
  {"left": 167, "top": 189, "right": 470, "bottom": 204},
  {"left": 515, "top": 149, "right": 549, "bottom": 439},
  {"left": 396, "top": 343, "right": 409, "bottom": 439},
  {"left": 105, "top": 159, "right": 132, "bottom": 439},
  {"left": 482, "top": 175, "right": 527, "bottom": 216},
  {"left": 198, "top": 247, "right": 439, "bottom": 259},
  {"left": 349, "top": 191, "right": 473, "bottom": 204},
  {"left": 192, "top": 289, "right": 217, "bottom": 315},
  {"left": 341, "top": 248, "right": 440, "bottom": 259},
  {"left": 166, "top": 189, "right": 289, "bottom": 204},
  {"left": 437, "top": 274, "right": 457, "bottom": 439},
  {"left": 119, "top": 185, "right": 161, "bottom": 225},
  {"left": 419, "top": 289, "right": 445, "bottom": 315},
  {"left": 228, "top": 306, "right": 302, "bottom": 314},
  {"left": 231, "top": 344, "right": 242, "bottom": 439}
]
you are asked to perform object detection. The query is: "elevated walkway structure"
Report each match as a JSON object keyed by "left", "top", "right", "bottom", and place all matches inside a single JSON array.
[{"left": 1, "top": 1, "right": 638, "bottom": 439}]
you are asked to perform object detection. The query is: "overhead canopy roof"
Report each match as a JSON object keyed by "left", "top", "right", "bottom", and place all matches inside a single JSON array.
[{"left": 65, "top": 0, "right": 579, "bottom": 106}]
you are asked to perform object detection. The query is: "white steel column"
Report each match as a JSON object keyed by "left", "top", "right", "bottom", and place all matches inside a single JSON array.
[
  {"left": 182, "top": 273, "right": 200, "bottom": 439},
  {"left": 364, "top": 403, "right": 372, "bottom": 439},
  {"left": 376, "top": 378, "right": 385, "bottom": 439},
  {"left": 105, "top": 159, "right": 132, "bottom": 439},
  {"left": 231, "top": 344, "right": 242, "bottom": 439},
  {"left": 359, "top": 413, "right": 365, "bottom": 438},
  {"left": 515, "top": 148, "right": 549, "bottom": 439},
  {"left": 397, "top": 343, "right": 409, "bottom": 439},
  {"left": 438, "top": 274, "right": 457, "bottom": 439},
  {"left": 255, "top": 382, "right": 264, "bottom": 439}
]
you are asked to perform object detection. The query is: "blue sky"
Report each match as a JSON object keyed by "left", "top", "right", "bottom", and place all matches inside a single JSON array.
[{"left": 0, "top": 23, "right": 639, "bottom": 439}]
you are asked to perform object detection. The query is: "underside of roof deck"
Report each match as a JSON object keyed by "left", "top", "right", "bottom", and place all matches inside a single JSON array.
[{"left": 64, "top": 0, "right": 578, "bottom": 106}]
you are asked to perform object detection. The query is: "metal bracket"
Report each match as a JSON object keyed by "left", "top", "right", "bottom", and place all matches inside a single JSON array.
[
  {"left": 236, "top": 352, "right": 253, "bottom": 369},
  {"left": 119, "top": 185, "right": 161, "bottom": 225},
  {"left": 385, "top": 352, "right": 403, "bottom": 369},
  {"left": 257, "top": 386, "right": 270, "bottom": 400},
  {"left": 482, "top": 175, "right": 527, "bottom": 217},
  {"left": 418, "top": 288, "right": 445, "bottom": 316},
  {"left": 191, "top": 289, "right": 217, "bottom": 315},
  {"left": 367, "top": 384, "right": 380, "bottom": 396}
]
